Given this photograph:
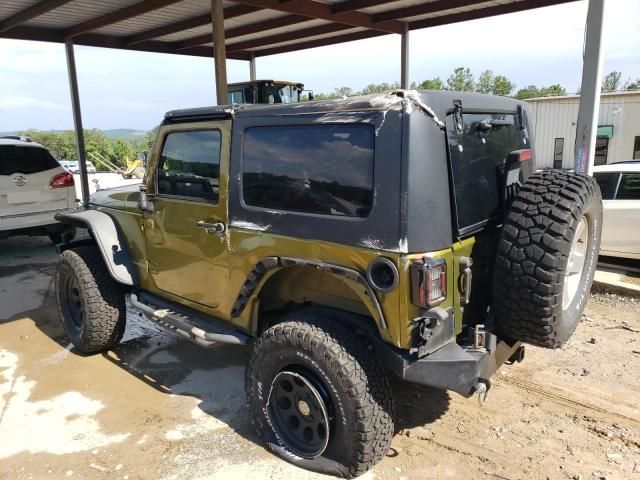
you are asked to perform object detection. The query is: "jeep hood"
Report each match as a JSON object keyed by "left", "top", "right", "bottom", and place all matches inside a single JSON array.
[{"left": 89, "top": 183, "right": 141, "bottom": 211}]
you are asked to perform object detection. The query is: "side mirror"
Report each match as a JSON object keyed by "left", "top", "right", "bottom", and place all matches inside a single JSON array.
[{"left": 139, "top": 185, "right": 155, "bottom": 214}]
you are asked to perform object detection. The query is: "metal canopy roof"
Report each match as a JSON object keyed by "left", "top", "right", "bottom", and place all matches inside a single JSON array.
[{"left": 1, "top": 0, "right": 576, "bottom": 60}]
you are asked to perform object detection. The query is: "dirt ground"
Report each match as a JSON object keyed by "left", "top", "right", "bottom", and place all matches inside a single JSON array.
[{"left": 1, "top": 236, "right": 639, "bottom": 480}]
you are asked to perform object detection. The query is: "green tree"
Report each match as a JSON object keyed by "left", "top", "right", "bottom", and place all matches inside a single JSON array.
[
  {"left": 446, "top": 67, "right": 474, "bottom": 92},
  {"left": 492, "top": 75, "right": 515, "bottom": 96},
  {"left": 476, "top": 70, "right": 514, "bottom": 96},
  {"left": 144, "top": 125, "right": 160, "bottom": 150},
  {"left": 514, "top": 85, "right": 541, "bottom": 99},
  {"left": 540, "top": 84, "right": 566, "bottom": 96},
  {"left": 359, "top": 82, "right": 400, "bottom": 95},
  {"left": 334, "top": 86, "right": 354, "bottom": 97},
  {"left": 602, "top": 71, "right": 622, "bottom": 92},
  {"left": 112, "top": 139, "right": 135, "bottom": 163},
  {"left": 417, "top": 77, "right": 445, "bottom": 90},
  {"left": 624, "top": 77, "right": 640, "bottom": 90},
  {"left": 476, "top": 70, "right": 494, "bottom": 94}
]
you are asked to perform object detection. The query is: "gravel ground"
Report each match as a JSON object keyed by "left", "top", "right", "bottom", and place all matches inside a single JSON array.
[{"left": 0, "top": 236, "right": 639, "bottom": 480}]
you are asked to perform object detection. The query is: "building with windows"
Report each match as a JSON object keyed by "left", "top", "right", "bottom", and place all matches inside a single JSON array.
[{"left": 527, "top": 91, "right": 640, "bottom": 169}]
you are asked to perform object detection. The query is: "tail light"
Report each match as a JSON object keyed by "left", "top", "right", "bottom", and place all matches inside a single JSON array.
[
  {"left": 410, "top": 259, "right": 447, "bottom": 308},
  {"left": 50, "top": 171, "right": 75, "bottom": 189}
]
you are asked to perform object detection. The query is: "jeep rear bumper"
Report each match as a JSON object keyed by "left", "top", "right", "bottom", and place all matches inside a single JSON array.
[{"left": 375, "top": 334, "right": 523, "bottom": 397}]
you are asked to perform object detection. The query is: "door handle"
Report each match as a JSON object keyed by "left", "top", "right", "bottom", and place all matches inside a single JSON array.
[
  {"left": 459, "top": 256, "right": 473, "bottom": 306},
  {"left": 196, "top": 220, "right": 226, "bottom": 235}
]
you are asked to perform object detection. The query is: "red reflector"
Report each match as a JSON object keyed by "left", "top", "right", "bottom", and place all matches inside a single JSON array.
[
  {"left": 50, "top": 171, "right": 75, "bottom": 189},
  {"left": 517, "top": 149, "right": 532, "bottom": 162}
]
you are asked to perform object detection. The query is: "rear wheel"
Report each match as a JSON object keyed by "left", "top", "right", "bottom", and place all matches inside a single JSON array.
[
  {"left": 493, "top": 170, "right": 602, "bottom": 348},
  {"left": 55, "top": 246, "right": 126, "bottom": 353},
  {"left": 246, "top": 314, "right": 394, "bottom": 478}
]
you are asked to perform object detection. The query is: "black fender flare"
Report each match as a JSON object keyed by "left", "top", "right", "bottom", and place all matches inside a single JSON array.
[{"left": 55, "top": 210, "right": 137, "bottom": 286}]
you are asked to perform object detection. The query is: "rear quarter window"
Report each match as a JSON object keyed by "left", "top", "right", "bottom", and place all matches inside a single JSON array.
[
  {"left": 0, "top": 145, "right": 59, "bottom": 175},
  {"left": 242, "top": 124, "right": 374, "bottom": 217}
]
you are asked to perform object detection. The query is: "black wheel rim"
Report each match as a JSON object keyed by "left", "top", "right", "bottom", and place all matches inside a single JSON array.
[
  {"left": 61, "top": 269, "right": 84, "bottom": 330},
  {"left": 267, "top": 370, "right": 331, "bottom": 459}
]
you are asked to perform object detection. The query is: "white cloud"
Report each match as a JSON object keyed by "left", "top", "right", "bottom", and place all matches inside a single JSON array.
[{"left": 0, "top": 95, "right": 65, "bottom": 110}]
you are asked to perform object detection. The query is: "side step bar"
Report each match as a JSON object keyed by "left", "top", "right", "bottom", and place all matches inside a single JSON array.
[{"left": 129, "top": 292, "right": 249, "bottom": 347}]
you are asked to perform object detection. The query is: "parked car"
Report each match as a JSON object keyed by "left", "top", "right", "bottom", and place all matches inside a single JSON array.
[
  {"left": 594, "top": 161, "right": 640, "bottom": 259},
  {"left": 54, "top": 92, "right": 602, "bottom": 477},
  {"left": 60, "top": 159, "right": 96, "bottom": 174},
  {"left": 0, "top": 137, "right": 77, "bottom": 243}
]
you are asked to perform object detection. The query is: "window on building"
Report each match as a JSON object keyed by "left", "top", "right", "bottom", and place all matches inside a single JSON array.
[
  {"left": 242, "top": 124, "right": 374, "bottom": 217},
  {"left": 594, "top": 137, "right": 609, "bottom": 166},
  {"left": 553, "top": 138, "right": 564, "bottom": 169},
  {"left": 633, "top": 136, "right": 640, "bottom": 160},
  {"left": 616, "top": 174, "right": 640, "bottom": 200},
  {"left": 157, "top": 130, "right": 221, "bottom": 203}
]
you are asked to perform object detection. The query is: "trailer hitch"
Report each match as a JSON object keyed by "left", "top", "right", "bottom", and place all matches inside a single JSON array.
[{"left": 475, "top": 379, "right": 491, "bottom": 406}]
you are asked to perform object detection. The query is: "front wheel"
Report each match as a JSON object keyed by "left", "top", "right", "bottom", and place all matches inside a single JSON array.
[
  {"left": 246, "top": 315, "right": 394, "bottom": 478},
  {"left": 55, "top": 246, "right": 126, "bottom": 353}
]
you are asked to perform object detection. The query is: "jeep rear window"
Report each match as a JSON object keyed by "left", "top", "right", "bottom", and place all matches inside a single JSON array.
[
  {"left": 0, "top": 145, "right": 59, "bottom": 175},
  {"left": 242, "top": 124, "right": 374, "bottom": 217},
  {"left": 446, "top": 112, "right": 529, "bottom": 232}
]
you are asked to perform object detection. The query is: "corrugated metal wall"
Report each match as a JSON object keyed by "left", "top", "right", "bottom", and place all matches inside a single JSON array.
[{"left": 528, "top": 92, "right": 640, "bottom": 168}]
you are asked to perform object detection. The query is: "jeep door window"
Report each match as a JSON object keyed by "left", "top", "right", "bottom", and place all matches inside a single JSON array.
[
  {"left": 157, "top": 130, "right": 221, "bottom": 203},
  {"left": 446, "top": 112, "right": 529, "bottom": 233},
  {"left": 242, "top": 124, "right": 374, "bottom": 217}
]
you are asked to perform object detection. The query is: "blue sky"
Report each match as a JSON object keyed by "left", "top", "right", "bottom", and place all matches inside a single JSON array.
[{"left": 0, "top": 0, "right": 638, "bottom": 131}]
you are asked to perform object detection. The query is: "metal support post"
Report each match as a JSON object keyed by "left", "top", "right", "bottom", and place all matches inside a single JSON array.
[
  {"left": 574, "top": 0, "right": 606, "bottom": 175},
  {"left": 249, "top": 51, "right": 256, "bottom": 81},
  {"left": 64, "top": 37, "right": 90, "bottom": 205},
  {"left": 211, "top": 0, "right": 228, "bottom": 105},
  {"left": 400, "top": 22, "right": 409, "bottom": 89}
]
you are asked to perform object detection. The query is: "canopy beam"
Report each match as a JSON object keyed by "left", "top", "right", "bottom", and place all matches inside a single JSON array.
[
  {"left": 64, "top": 38, "right": 90, "bottom": 205},
  {"left": 574, "top": 0, "right": 606, "bottom": 175}
]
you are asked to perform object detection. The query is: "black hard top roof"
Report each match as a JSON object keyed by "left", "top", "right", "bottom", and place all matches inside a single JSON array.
[{"left": 163, "top": 90, "right": 527, "bottom": 124}]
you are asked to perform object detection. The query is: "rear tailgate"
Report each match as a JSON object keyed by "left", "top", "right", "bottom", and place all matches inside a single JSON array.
[
  {"left": 445, "top": 106, "right": 533, "bottom": 335},
  {"left": 0, "top": 145, "right": 71, "bottom": 217}
]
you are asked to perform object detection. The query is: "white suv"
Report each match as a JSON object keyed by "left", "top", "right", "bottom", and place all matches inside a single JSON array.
[
  {"left": 0, "top": 136, "right": 78, "bottom": 243},
  {"left": 594, "top": 161, "right": 640, "bottom": 260}
]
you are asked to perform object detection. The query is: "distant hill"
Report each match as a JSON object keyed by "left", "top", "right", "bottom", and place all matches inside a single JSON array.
[
  {"left": 1, "top": 128, "right": 148, "bottom": 143},
  {"left": 104, "top": 129, "right": 147, "bottom": 142}
]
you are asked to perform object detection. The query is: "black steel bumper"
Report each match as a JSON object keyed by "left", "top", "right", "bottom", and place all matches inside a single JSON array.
[{"left": 375, "top": 334, "right": 523, "bottom": 397}]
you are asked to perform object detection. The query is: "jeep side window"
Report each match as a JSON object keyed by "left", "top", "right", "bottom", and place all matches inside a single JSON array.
[
  {"left": 157, "top": 130, "right": 221, "bottom": 203},
  {"left": 242, "top": 124, "right": 374, "bottom": 217}
]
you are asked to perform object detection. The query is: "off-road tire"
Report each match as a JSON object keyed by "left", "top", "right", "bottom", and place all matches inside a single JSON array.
[
  {"left": 246, "top": 314, "right": 394, "bottom": 478},
  {"left": 56, "top": 246, "right": 126, "bottom": 353},
  {"left": 494, "top": 170, "right": 602, "bottom": 348}
]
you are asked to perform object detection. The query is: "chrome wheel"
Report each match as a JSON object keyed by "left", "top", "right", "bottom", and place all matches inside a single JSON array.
[
  {"left": 267, "top": 370, "right": 331, "bottom": 459},
  {"left": 563, "top": 216, "right": 588, "bottom": 309}
]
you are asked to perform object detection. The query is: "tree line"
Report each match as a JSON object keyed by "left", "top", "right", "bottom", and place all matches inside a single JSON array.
[
  {"left": 15, "top": 128, "right": 156, "bottom": 170},
  {"left": 313, "top": 68, "right": 640, "bottom": 100}
]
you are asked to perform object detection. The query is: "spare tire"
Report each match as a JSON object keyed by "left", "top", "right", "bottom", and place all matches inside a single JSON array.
[{"left": 493, "top": 170, "right": 602, "bottom": 348}]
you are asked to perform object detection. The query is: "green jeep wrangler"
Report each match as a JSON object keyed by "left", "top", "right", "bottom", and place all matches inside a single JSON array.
[{"left": 54, "top": 90, "right": 602, "bottom": 478}]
